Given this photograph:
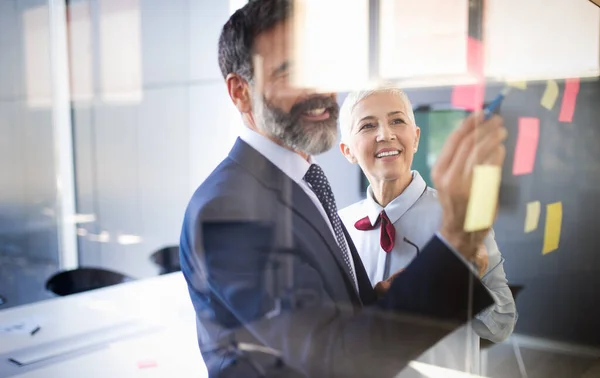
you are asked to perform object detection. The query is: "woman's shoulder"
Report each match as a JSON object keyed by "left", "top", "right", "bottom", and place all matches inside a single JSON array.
[
  {"left": 411, "top": 185, "right": 442, "bottom": 210},
  {"left": 424, "top": 185, "right": 439, "bottom": 198}
]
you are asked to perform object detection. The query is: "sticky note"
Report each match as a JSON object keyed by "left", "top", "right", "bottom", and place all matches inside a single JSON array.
[
  {"left": 508, "top": 81, "right": 527, "bottom": 90},
  {"left": 137, "top": 359, "right": 158, "bottom": 369},
  {"left": 541, "top": 80, "right": 559, "bottom": 110},
  {"left": 464, "top": 165, "right": 501, "bottom": 232},
  {"left": 558, "top": 78, "right": 580, "bottom": 123},
  {"left": 466, "top": 37, "right": 484, "bottom": 76},
  {"left": 451, "top": 84, "right": 485, "bottom": 111},
  {"left": 452, "top": 37, "right": 485, "bottom": 111},
  {"left": 512, "top": 117, "right": 540, "bottom": 176},
  {"left": 543, "top": 202, "right": 562, "bottom": 254},
  {"left": 524, "top": 201, "right": 541, "bottom": 233}
]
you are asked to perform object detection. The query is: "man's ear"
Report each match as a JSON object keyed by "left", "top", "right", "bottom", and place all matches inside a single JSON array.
[
  {"left": 226, "top": 73, "right": 252, "bottom": 113},
  {"left": 340, "top": 141, "right": 358, "bottom": 164}
]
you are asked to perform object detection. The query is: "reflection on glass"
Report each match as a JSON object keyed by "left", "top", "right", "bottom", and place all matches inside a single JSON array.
[
  {"left": 117, "top": 234, "right": 143, "bottom": 245},
  {"left": 99, "top": 0, "right": 142, "bottom": 103},
  {"left": 485, "top": 0, "right": 600, "bottom": 81},
  {"left": 379, "top": 0, "right": 471, "bottom": 87},
  {"left": 292, "top": 0, "right": 369, "bottom": 91},
  {"left": 23, "top": 5, "right": 52, "bottom": 108},
  {"left": 67, "top": 1, "right": 93, "bottom": 103}
]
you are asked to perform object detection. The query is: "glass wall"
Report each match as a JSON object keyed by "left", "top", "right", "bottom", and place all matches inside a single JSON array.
[
  {"left": 0, "top": 0, "right": 63, "bottom": 308},
  {"left": 1, "top": 0, "right": 599, "bottom": 376},
  {"left": 0, "top": 0, "right": 246, "bottom": 308}
]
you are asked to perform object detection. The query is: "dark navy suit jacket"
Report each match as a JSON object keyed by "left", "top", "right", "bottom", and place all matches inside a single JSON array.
[{"left": 180, "top": 139, "right": 493, "bottom": 377}]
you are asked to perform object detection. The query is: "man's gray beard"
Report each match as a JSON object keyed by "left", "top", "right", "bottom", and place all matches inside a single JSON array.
[{"left": 253, "top": 97, "right": 338, "bottom": 156}]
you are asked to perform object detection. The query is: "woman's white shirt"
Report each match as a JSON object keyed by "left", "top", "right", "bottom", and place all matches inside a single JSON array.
[{"left": 339, "top": 171, "right": 517, "bottom": 375}]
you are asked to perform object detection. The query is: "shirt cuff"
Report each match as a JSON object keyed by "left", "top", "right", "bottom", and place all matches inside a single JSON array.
[{"left": 435, "top": 231, "right": 480, "bottom": 276}]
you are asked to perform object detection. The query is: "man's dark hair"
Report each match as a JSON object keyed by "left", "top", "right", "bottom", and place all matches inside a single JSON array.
[{"left": 218, "top": 0, "right": 291, "bottom": 82}]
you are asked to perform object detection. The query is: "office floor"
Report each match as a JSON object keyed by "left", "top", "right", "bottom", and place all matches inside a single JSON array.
[
  {"left": 485, "top": 342, "right": 600, "bottom": 378},
  {"left": 0, "top": 253, "right": 56, "bottom": 309}
]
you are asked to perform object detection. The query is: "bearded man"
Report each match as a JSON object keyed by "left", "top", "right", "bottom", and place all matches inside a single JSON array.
[{"left": 179, "top": 1, "right": 506, "bottom": 377}]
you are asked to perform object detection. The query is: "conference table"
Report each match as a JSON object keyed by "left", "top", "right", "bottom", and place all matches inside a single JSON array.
[{"left": 0, "top": 272, "right": 207, "bottom": 378}]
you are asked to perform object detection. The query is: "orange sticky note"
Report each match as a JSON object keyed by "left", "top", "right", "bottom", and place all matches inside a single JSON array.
[
  {"left": 452, "top": 37, "right": 485, "bottom": 111},
  {"left": 513, "top": 117, "right": 540, "bottom": 176},
  {"left": 464, "top": 165, "right": 501, "bottom": 232},
  {"left": 541, "top": 80, "right": 559, "bottom": 110},
  {"left": 543, "top": 202, "right": 562, "bottom": 254},
  {"left": 524, "top": 201, "right": 541, "bottom": 233},
  {"left": 558, "top": 78, "right": 580, "bottom": 123}
]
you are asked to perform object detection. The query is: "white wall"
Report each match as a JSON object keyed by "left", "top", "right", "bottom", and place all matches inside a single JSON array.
[{"left": 71, "top": 0, "right": 237, "bottom": 277}]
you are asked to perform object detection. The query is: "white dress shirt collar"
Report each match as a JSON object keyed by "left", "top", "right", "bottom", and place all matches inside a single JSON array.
[
  {"left": 240, "top": 127, "right": 359, "bottom": 290},
  {"left": 363, "top": 171, "right": 427, "bottom": 225},
  {"left": 239, "top": 127, "right": 314, "bottom": 183}
]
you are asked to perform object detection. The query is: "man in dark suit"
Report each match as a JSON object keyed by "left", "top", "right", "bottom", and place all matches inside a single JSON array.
[{"left": 180, "top": 0, "right": 508, "bottom": 376}]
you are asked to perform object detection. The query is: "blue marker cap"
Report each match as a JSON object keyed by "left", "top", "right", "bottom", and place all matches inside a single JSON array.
[{"left": 483, "top": 87, "right": 511, "bottom": 120}]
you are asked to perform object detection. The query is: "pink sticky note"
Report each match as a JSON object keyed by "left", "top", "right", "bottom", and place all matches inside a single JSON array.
[
  {"left": 558, "top": 78, "right": 580, "bottom": 123},
  {"left": 137, "top": 359, "right": 158, "bottom": 369},
  {"left": 452, "top": 37, "right": 485, "bottom": 111},
  {"left": 513, "top": 117, "right": 540, "bottom": 176},
  {"left": 466, "top": 37, "right": 484, "bottom": 76},
  {"left": 452, "top": 84, "right": 485, "bottom": 111}
]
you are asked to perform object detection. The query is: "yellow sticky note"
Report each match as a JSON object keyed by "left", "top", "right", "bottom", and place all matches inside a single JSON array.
[
  {"left": 524, "top": 201, "right": 541, "bottom": 233},
  {"left": 508, "top": 81, "right": 527, "bottom": 90},
  {"left": 464, "top": 165, "right": 501, "bottom": 232},
  {"left": 541, "top": 80, "right": 559, "bottom": 110},
  {"left": 543, "top": 202, "right": 562, "bottom": 254}
]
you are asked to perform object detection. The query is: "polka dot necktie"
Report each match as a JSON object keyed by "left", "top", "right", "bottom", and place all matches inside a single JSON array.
[{"left": 304, "top": 164, "right": 356, "bottom": 284}]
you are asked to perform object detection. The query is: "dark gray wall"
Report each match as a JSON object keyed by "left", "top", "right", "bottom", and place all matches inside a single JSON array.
[
  {"left": 397, "top": 81, "right": 600, "bottom": 348},
  {"left": 493, "top": 79, "right": 600, "bottom": 348}
]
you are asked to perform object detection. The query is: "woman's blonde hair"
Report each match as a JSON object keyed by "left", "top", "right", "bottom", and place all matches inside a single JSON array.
[{"left": 339, "top": 86, "right": 416, "bottom": 143}]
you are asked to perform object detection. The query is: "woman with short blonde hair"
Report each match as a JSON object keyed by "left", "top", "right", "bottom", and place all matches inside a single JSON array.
[{"left": 338, "top": 86, "right": 517, "bottom": 374}]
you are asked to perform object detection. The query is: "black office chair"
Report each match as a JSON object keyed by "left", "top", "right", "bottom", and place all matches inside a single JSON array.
[
  {"left": 45, "top": 267, "right": 134, "bottom": 296},
  {"left": 150, "top": 246, "right": 180, "bottom": 275}
]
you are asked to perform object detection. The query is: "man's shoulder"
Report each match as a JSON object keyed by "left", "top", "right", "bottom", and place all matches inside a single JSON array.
[{"left": 185, "top": 157, "right": 272, "bottom": 221}]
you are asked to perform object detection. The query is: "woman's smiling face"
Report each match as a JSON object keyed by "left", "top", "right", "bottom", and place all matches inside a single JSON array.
[{"left": 341, "top": 92, "right": 420, "bottom": 183}]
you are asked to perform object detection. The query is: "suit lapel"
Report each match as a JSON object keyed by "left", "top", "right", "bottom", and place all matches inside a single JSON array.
[
  {"left": 341, "top": 222, "right": 377, "bottom": 306},
  {"left": 228, "top": 139, "right": 361, "bottom": 301},
  {"left": 289, "top": 183, "right": 360, "bottom": 299}
]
